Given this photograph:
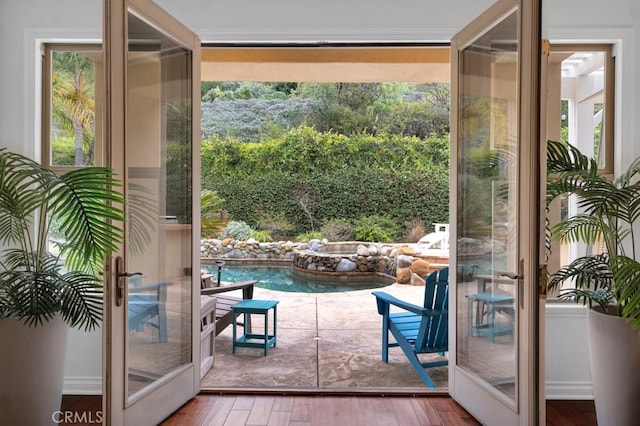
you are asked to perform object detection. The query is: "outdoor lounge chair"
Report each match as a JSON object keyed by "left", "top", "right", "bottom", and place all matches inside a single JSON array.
[
  {"left": 372, "top": 266, "right": 449, "bottom": 388},
  {"left": 128, "top": 281, "right": 173, "bottom": 343},
  {"left": 200, "top": 275, "right": 257, "bottom": 336}
]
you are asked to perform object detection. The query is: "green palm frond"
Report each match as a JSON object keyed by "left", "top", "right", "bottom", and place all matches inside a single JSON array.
[
  {"left": 127, "top": 183, "right": 157, "bottom": 257},
  {"left": 547, "top": 139, "right": 598, "bottom": 175},
  {"left": 557, "top": 288, "right": 615, "bottom": 312},
  {"left": 547, "top": 254, "right": 614, "bottom": 294},
  {"left": 52, "top": 63, "right": 95, "bottom": 143},
  {"left": 546, "top": 140, "right": 640, "bottom": 329},
  {"left": 612, "top": 256, "right": 640, "bottom": 329},
  {"left": 0, "top": 149, "right": 124, "bottom": 330},
  {"left": 549, "top": 214, "right": 609, "bottom": 245},
  {"left": 201, "top": 189, "right": 226, "bottom": 238},
  {"left": 610, "top": 183, "right": 640, "bottom": 225},
  {"left": 46, "top": 167, "right": 124, "bottom": 274},
  {"left": 0, "top": 153, "right": 48, "bottom": 247},
  {"left": 0, "top": 250, "right": 67, "bottom": 326},
  {"left": 56, "top": 272, "right": 102, "bottom": 331}
]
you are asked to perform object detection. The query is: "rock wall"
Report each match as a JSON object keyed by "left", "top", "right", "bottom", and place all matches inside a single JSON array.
[
  {"left": 200, "top": 238, "right": 448, "bottom": 285},
  {"left": 394, "top": 246, "right": 449, "bottom": 285},
  {"left": 201, "top": 238, "right": 327, "bottom": 260},
  {"left": 292, "top": 244, "right": 397, "bottom": 276}
]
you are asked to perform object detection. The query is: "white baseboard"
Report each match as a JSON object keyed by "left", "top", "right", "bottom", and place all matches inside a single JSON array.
[
  {"left": 63, "top": 376, "right": 102, "bottom": 395},
  {"left": 545, "top": 381, "right": 593, "bottom": 400}
]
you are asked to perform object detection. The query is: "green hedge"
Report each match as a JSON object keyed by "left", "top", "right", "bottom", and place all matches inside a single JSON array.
[
  {"left": 201, "top": 126, "right": 449, "bottom": 177},
  {"left": 199, "top": 126, "right": 449, "bottom": 238}
]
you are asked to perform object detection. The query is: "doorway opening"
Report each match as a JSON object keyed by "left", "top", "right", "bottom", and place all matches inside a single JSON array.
[{"left": 198, "top": 45, "right": 452, "bottom": 391}]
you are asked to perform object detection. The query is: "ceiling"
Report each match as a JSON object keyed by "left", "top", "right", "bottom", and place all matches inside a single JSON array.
[{"left": 201, "top": 46, "right": 451, "bottom": 83}]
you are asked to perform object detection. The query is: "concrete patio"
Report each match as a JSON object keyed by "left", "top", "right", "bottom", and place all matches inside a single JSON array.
[{"left": 200, "top": 283, "right": 449, "bottom": 390}]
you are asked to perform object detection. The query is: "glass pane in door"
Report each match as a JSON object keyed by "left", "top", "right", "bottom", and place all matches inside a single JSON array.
[
  {"left": 126, "top": 12, "right": 193, "bottom": 399},
  {"left": 456, "top": 10, "right": 518, "bottom": 401}
]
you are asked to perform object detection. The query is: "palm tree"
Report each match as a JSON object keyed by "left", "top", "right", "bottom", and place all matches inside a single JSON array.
[
  {"left": 0, "top": 149, "right": 124, "bottom": 330},
  {"left": 546, "top": 139, "right": 640, "bottom": 329},
  {"left": 201, "top": 189, "right": 227, "bottom": 238},
  {"left": 52, "top": 51, "right": 95, "bottom": 166}
]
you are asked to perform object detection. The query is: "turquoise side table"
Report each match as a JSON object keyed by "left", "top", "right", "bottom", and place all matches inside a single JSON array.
[
  {"left": 232, "top": 299, "right": 279, "bottom": 355},
  {"left": 467, "top": 293, "right": 514, "bottom": 343}
]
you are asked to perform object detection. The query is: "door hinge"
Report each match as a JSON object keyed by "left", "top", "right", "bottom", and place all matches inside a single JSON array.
[
  {"left": 538, "top": 264, "right": 548, "bottom": 299},
  {"left": 542, "top": 39, "right": 550, "bottom": 56}
]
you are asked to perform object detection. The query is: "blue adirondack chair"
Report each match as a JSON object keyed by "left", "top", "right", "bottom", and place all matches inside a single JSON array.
[
  {"left": 128, "top": 281, "right": 173, "bottom": 343},
  {"left": 372, "top": 266, "right": 449, "bottom": 388}
]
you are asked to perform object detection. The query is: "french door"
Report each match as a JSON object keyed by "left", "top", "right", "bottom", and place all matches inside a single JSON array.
[
  {"left": 103, "top": 0, "right": 201, "bottom": 424},
  {"left": 450, "top": 0, "right": 545, "bottom": 424}
]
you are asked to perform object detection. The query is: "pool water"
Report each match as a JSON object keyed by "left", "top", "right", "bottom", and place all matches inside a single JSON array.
[{"left": 202, "top": 263, "right": 390, "bottom": 293}]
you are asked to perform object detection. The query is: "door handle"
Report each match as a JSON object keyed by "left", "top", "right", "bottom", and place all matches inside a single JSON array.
[
  {"left": 114, "top": 256, "right": 142, "bottom": 307},
  {"left": 499, "top": 272, "right": 522, "bottom": 280},
  {"left": 117, "top": 271, "right": 143, "bottom": 278},
  {"left": 499, "top": 259, "right": 524, "bottom": 309}
]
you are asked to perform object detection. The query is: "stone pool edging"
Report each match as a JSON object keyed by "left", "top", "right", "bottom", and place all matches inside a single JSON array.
[
  {"left": 201, "top": 238, "right": 325, "bottom": 260},
  {"left": 292, "top": 246, "right": 396, "bottom": 276},
  {"left": 200, "top": 238, "right": 447, "bottom": 285}
]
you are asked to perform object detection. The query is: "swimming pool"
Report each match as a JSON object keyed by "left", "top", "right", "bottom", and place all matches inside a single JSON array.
[{"left": 202, "top": 262, "right": 391, "bottom": 293}]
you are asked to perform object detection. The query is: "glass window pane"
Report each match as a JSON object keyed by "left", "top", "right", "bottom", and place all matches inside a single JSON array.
[
  {"left": 456, "top": 10, "right": 518, "bottom": 402},
  {"left": 125, "top": 11, "right": 193, "bottom": 399},
  {"left": 48, "top": 49, "right": 99, "bottom": 167}
]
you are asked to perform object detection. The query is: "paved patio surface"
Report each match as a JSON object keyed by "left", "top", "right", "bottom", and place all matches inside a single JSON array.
[{"left": 200, "top": 283, "right": 449, "bottom": 390}]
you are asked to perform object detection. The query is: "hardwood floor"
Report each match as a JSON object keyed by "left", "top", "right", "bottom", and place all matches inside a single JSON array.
[
  {"left": 162, "top": 394, "right": 479, "bottom": 426},
  {"left": 60, "top": 394, "right": 597, "bottom": 425},
  {"left": 546, "top": 399, "right": 598, "bottom": 426}
]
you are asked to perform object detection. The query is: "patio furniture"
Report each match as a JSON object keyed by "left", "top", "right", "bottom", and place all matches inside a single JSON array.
[
  {"left": 231, "top": 299, "right": 279, "bottom": 356},
  {"left": 128, "top": 281, "right": 173, "bottom": 342},
  {"left": 372, "top": 267, "right": 449, "bottom": 388},
  {"left": 471, "top": 274, "right": 516, "bottom": 326},
  {"left": 201, "top": 277, "right": 257, "bottom": 336},
  {"left": 467, "top": 292, "right": 514, "bottom": 343},
  {"left": 200, "top": 295, "right": 217, "bottom": 378}
]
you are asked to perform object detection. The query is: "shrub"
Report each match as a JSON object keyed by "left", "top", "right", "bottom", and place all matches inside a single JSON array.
[
  {"left": 221, "top": 220, "right": 253, "bottom": 240},
  {"left": 404, "top": 219, "right": 426, "bottom": 243},
  {"left": 201, "top": 98, "right": 311, "bottom": 141},
  {"left": 201, "top": 127, "right": 450, "bottom": 238},
  {"left": 257, "top": 212, "right": 295, "bottom": 240},
  {"left": 353, "top": 215, "right": 399, "bottom": 243},
  {"left": 296, "top": 231, "right": 323, "bottom": 242},
  {"left": 250, "top": 230, "right": 273, "bottom": 242},
  {"left": 320, "top": 218, "right": 354, "bottom": 241},
  {"left": 51, "top": 136, "right": 76, "bottom": 166}
]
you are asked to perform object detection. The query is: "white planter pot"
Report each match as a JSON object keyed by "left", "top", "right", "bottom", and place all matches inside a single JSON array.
[
  {"left": 586, "top": 306, "right": 640, "bottom": 426},
  {"left": 0, "top": 316, "right": 69, "bottom": 426}
]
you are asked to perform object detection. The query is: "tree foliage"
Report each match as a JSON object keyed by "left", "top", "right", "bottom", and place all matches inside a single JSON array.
[
  {"left": 199, "top": 127, "right": 449, "bottom": 237},
  {"left": 52, "top": 51, "right": 96, "bottom": 166},
  {"left": 201, "top": 82, "right": 451, "bottom": 142},
  {"left": 198, "top": 81, "right": 451, "bottom": 240},
  {"left": 201, "top": 98, "right": 312, "bottom": 141}
]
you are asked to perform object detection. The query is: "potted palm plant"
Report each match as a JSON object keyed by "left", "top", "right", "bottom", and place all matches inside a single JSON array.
[
  {"left": 0, "top": 149, "right": 124, "bottom": 425},
  {"left": 546, "top": 140, "right": 640, "bottom": 426}
]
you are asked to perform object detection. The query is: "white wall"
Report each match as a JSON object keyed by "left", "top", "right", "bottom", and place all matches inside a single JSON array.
[
  {"left": 0, "top": 0, "right": 102, "bottom": 158},
  {"left": 1, "top": 0, "right": 638, "bottom": 398},
  {"left": 545, "top": 304, "right": 592, "bottom": 399},
  {"left": 545, "top": 0, "right": 638, "bottom": 175},
  {"left": 63, "top": 326, "right": 103, "bottom": 394},
  {"left": 155, "top": 0, "right": 493, "bottom": 43}
]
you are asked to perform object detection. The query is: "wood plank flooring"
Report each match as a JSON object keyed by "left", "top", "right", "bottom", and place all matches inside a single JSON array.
[
  {"left": 161, "top": 394, "right": 479, "bottom": 426},
  {"left": 60, "top": 395, "right": 597, "bottom": 425},
  {"left": 546, "top": 399, "right": 598, "bottom": 426}
]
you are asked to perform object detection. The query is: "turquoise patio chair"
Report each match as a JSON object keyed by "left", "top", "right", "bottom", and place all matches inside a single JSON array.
[
  {"left": 128, "top": 280, "right": 173, "bottom": 343},
  {"left": 372, "top": 267, "right": 449, "bottom": 388}
]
